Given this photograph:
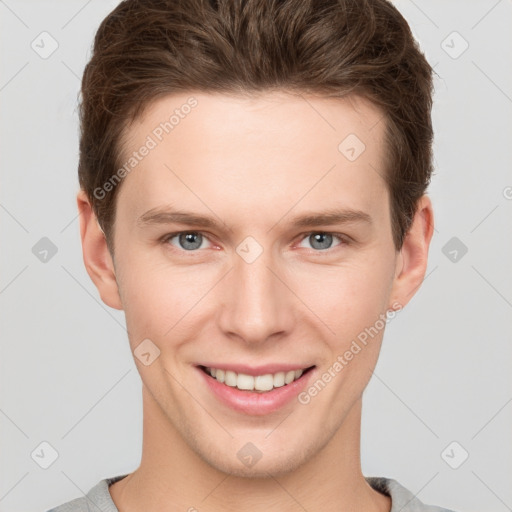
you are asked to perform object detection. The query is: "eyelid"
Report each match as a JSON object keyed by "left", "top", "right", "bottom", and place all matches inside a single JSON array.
[
  {"left": 161, "top": 230, "right": 351, "bottom": 252},
  {"left": 160, "top": 230, "right": 217, "bottom": 249},
  {"left": 295, "top": 231, "right": 350, "bottom": 251}
]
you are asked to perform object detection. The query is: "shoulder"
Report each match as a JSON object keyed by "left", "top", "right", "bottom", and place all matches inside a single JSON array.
[
  {"left": 46, "top": 474, "right": 129, "bottom": 512},
  {"left": 366, "top": 476, "right": 459, "bottom": 512}
]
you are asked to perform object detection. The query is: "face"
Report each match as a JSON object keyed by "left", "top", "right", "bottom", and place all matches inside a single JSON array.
[{"left": 89, "top": 91, "right": 418, "bottom": 477}]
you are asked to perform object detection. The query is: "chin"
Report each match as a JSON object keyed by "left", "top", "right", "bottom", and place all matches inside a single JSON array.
[
  {"left": 207, "top": 453, "right": 305, "bottom": 479},
  {"left": 192, "top": 434, "right": 317, "bottom": 479}
]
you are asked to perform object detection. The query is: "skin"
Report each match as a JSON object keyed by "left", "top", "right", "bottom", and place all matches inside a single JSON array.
[{"left": 78, "top": 91, "right": 433, "bottom": 512}]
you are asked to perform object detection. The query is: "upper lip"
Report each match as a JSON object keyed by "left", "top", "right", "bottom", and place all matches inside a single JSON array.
[{"left": 197, "top": 363, "right": 315, "bottom": 376}]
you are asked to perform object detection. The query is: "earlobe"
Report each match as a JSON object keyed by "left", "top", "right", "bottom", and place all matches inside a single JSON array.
[
  {"left": 388, "top": 195, "right": 434, "bottom": 310},
  {"left": 77, "top": 190, "right": 123, "bottom": 311}
]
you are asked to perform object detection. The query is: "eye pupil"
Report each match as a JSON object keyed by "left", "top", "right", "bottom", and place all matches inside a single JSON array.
[
  {"left": 310, "top": 232, "right": 333, "bottom": 250},
  {"left": 179, "top": 232, "right": 202, "bottom": 250}
]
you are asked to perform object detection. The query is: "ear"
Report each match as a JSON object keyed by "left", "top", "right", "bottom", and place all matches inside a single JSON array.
[
  {"left": 77, "top": 190, "right": 123, "bottom": 310},
  {"left": 388, "top": 195, "right": 434, "bottom": 310}
]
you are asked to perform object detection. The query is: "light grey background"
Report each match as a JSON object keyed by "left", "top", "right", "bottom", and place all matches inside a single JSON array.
[{"left": 1, "top": 1, "right": 511, "bottom": 511}]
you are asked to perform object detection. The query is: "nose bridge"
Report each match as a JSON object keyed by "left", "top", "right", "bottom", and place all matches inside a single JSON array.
[{"left": 217, "top": 238, "right": 293, "bottom": 344}]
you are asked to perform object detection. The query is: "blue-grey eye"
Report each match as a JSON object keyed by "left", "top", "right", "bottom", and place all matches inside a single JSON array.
[
  {"left": 310, "top": 233, "right": 333, "bottom": 250},
  {"left": 298, "top": 232, "right": 343, "bottom": 251},
  {"left": 170, "top": 232, "right": 205, "bottom": 250}
]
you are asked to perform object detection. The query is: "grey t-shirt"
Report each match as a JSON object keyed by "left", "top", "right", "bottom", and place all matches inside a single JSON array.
[{"left": 46, "top": 474, "right": 457, "bottom": 512}]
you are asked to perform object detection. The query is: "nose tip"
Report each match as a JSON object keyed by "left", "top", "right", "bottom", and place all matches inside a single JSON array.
[{"left": 217, "top": 248, "right": 294, "bottom": 345}]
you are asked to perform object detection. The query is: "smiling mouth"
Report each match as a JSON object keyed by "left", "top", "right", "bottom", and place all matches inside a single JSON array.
[{"left": 198, "top": 365, "right": 315, "bottom": 393}]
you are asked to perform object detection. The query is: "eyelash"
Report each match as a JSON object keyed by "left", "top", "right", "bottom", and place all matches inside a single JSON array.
[{"left": 160, "top": 230, "right": 351, "bottom": 254}]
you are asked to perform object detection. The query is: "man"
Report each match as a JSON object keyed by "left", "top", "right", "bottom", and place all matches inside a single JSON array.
[{"left": 48, "top": 0, "right": 457, "bottom": 510}]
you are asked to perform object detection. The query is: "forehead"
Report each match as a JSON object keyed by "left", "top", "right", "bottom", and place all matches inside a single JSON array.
[
  {"left": 115, "top": 91, "right": 388, "bottom": 226},
  {"left": 123, "top": 90, "right": 384, "bottom": 148}
]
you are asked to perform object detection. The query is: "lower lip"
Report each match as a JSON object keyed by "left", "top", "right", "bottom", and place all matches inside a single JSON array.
[{"left": 197, "top": 366, "right": 316, "bottom": 416}]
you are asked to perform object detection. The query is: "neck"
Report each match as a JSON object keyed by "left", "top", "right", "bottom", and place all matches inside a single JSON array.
[{"left": 109, "top": 385, "right": 390, "bottom": 512}]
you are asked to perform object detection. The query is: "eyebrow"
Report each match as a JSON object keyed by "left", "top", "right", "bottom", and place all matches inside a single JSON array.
[{"left": 137, "top": 206, "right": 372, "bottom": 231}]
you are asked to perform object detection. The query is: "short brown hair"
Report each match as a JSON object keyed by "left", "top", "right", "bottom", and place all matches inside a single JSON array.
[{"left": 78, "top": 0, "right": 435, "bottom": 254}]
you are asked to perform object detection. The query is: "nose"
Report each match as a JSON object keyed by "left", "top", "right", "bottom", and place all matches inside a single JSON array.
[{"left": 217, "top": 242, "right": 296, "bottom": 346}]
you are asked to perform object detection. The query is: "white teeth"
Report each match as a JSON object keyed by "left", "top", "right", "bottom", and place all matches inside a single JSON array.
[
  {"left": 225, "top": 370, "right": 237, "bottom": 387},
  {"left": 284, "top": 370, "right": 296, "bottom": 384},
  {"left": 254, "top": 374, "right": 274, "bottom": 391},
  {"left": 205, "top": 366, "right": 309, "bottom": 392},
  {"left": 273, "top": 371, "right": 285, "bottom": 388},
  {"left": 237, "top": 373, "right": 255, "bottom": 390}
]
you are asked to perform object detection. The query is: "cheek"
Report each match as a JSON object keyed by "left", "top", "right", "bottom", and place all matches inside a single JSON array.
[
  {"left": 290, "top": 258, "right": 393, "bottom": 335},
  {"left": 118, "top": 252, "right": 216, "bottom": 341}
]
